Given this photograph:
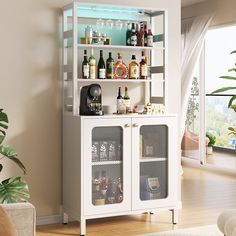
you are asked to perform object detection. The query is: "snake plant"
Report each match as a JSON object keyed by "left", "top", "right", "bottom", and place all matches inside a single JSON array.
[{"left": 0, "top": 109, "right": 29, "bottom": 203}]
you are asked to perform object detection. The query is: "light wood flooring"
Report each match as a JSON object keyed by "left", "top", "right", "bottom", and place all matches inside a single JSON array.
[{"left": 37, "top": 166, "right": 236, "bottom": 236}]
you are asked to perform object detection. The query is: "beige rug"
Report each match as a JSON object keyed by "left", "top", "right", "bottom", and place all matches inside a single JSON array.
[{"left": 138, "top": 225, "right": 223, "bottom": 236}]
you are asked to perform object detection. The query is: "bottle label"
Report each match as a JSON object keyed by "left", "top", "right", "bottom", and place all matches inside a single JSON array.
[
  {"left": 147, "top": 35, "right": 153, "bottom": 47},
  {"left": 99, "top": 68, "right": 106, "bottom": 79},
  {"left": 130, "top": 65, "right": 139, "bottom": 79},
  {"left": 130, "top": 35, "right": 137, "bottom": 46},
  {"left": 141, "top": 64, "right": 148, "bottom": 77},
  {"left": 123, "top": 99, "right": 131, "bottom": 109},
  {"left": 83, "top": 64, "right": 89, "bottom": 77},
  {"left": 90, "top": 65, "right": 96, "bottom": 79},
  {"left": 117, "top": 99, "right": 123, "bottom": 113},
  {"left": 106, "top": 61, "right": 114, "bottom": 78}
]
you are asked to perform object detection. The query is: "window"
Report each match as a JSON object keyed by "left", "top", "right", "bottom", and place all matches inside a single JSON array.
[{"left": 205, "top": 25, "right": 236, "bottom": 150}]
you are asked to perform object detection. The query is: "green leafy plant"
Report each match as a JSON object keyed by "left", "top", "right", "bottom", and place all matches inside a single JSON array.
[
  {"left": 0, "top": 109, "right": 29, "bottom": 203},
  {"left": 206, "top": 132, "right": 216, "bottom": 147},
  {"left": 212, "top": 50, "right": 236, "bottom": 139}
]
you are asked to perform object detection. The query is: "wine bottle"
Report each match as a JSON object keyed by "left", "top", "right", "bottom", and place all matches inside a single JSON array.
[
  {"left": 98, "top": 50, "right": 106, "bottom": 79},
  {"left": 144, "top": 24, "right": 148, "bottom": 47},
  {"left": 147, "top": 29, "right": 153, "bottom": 47},
  {"left": 126, "top": 23, "right": 132, "bottom": 46},
  {"left": 114, "top": 53, "right": 128, "bottom": 79},
  {"left": 117, "top": 87, "right": 123, "bottom": 114},
  {"left": 106, "top": 52, "right": 114, "bottom": 79},
  {"left": 82, "top": 50, "right": 89, "bottom": 79},
  {"left": 129, "top": 54, "right": 139, "bottom": 79},
  {"left": 130, "top": 23, "right": 137, "bottom": 46},
  {"left": 89, "top": 51, "right": 96, "bottom": 79},
  {"left": 139, "top": 51, "right": 148, "bottom": 79},
  {"left": 123, "top": 86, "right": 131, "bottom": 113}
]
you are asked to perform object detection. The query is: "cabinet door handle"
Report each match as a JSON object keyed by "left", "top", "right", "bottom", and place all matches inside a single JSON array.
[
  {"left": 124, "top": 123, "right": 130, "bottom": 128},
  {"left": 133, "top": 123, "right": 139, "bottom": 127}
]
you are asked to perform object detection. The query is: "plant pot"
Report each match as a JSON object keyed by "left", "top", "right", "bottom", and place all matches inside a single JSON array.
[{"left": 206, "top": 146, "right": 213, "bottom": 155}]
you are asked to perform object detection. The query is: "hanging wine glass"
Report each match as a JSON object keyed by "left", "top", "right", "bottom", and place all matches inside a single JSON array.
[
  {"left": 96, "top": 18, "right": 104, "bottom": 29},
  {"left": 115, "top": 20, "right": 123, "bottom": 30},
  {"left": 106, "top": 19, "right": 113, "bottom": 29}
]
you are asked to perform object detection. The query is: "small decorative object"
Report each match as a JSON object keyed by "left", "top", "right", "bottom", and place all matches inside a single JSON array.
[
  {"left": 141, "top": 177, "right": 161, "bottom": 200},
  {"left": 143, "top": 103, "right": 165, "bottom": 115},
  {"left": 84, "top": 25, "right": 93, "bottom": 44}
]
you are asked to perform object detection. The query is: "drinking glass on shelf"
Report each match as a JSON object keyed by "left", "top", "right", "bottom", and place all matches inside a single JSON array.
[
  {"left": 106, "top": 19, "right": 113, "bottom": 29},
  {"left": 96, "top": 19, "right": 104, "bottom": 29},
  {"left": 115, "top": 20, "right": 123, "bottom": 30}
]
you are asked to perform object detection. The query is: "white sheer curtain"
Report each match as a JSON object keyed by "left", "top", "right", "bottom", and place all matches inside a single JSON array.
[{"left": 181, "top": 14, "right": 213, "bottom": 138}]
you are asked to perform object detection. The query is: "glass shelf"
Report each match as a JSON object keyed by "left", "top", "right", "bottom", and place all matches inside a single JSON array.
[
  {"left": 92, "top": 160, "right": 122, "bottom": 166},
  {"left": 77, "top": 78, "right": 164, "bottom": 83},
  {"left": 139, "top": 157, "right": 167, "bottom": 162},
  {"left": 77, "top": 44, "right": 165, "bottom": 51}
]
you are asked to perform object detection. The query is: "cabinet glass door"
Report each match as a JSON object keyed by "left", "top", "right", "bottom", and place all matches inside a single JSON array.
[
  {"left": 92, "top": 126, "right": 123, "bottom": 206},
  {"left": 139, "top": 125, "right": 168, "bottom": 201},
  {"left": 84, "top": 118, "right": 131, "bottom": 215},
  {"left": 132, "top": 117, "right": 178, "bottom": 210}
]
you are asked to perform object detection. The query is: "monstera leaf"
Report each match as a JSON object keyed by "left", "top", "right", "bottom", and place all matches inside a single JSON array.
[
  {"left": 0, "top": 109, "right": 8, "bottom": 145},
  {"left": 0, "top": 177, "right": 29, "bottom": 203},
  {"left": 0, "top": 146, "right": 26, "bottom": 174}
]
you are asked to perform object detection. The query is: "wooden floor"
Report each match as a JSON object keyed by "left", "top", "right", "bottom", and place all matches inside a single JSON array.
[{"left": 37, "top": 166, "right": 236, "bottom": 236}]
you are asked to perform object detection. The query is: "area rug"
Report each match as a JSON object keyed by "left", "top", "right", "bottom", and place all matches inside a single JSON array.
[{"left": 138, "top": 224, "right": 223, "bottom": 236}]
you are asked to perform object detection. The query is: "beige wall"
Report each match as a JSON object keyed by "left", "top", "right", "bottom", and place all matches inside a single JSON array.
[
  {"left": 182, "top": 0, "right": 236, "bottom": 26},
  {"left": 0, "top": 0, "right": 181, "bottom": 217}
]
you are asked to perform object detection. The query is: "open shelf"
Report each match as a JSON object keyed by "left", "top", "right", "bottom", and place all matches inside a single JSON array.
[
  {"left": 76, "top": 78, "right": 165, "bottom": 83},
  {"left": 92, "top": 160, "right": 122, "bottom": 166},
  {"left": 139, "top": 157, "right": 167, "bottom": 162}
]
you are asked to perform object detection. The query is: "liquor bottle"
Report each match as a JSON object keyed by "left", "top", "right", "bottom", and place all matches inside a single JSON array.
[
  {"left": 89, "top": 51, "right": 96, "bottom": 79},
  {"left": 98, "top": 50, "right": 106, "bottom": 79},
  {"left": 115, "top": 178, "right": 123, "bottom": 203},
  {"left": 147, "top": 29, "right": 153, "bottom": 47},
  {"left": 82, "top": 50, "right": 89, "bottom": 79},
  {"left": 144, "top": 24, "right": 148, "bottom": 47},
  {"left": 100, "top": 171, "right": 108, "bottom": 196},
  {"left": 138, "top": 23, "right": 144, "bottom": 46},
  {"left": 105, "top": 179, "right": 116, "bottom": 204},
  {"left": 139, "top": 51, "right": 148, "bottom": 79},
  {"left": 123, "top": 86, "right": 131, "bottom": 113},
  {"left": 126, "top": 23, "right": 132, "bottom": 46},
  {"left": 129, "top": 54, "right": 139, "bottom": 79},
  {"left": 117, "top": 87, "right": 123, "bottom": 114},
  {"left": 106, "top": 52, "right": 114, "bottom": 79},
  {"left": 130, "top": 23, "right": 137, "bottom": 46},
  {"left": 114, "top": 53, "right": 128, "bottom": 79}
]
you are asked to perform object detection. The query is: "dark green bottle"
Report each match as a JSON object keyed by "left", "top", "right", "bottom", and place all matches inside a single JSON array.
[{"left": 106, "top": 52, "right": 114, "bottom": 79}]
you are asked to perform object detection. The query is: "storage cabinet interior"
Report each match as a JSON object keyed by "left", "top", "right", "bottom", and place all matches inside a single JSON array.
[{"left": 140, "top": 161, "right": 168, "bottom": 201}]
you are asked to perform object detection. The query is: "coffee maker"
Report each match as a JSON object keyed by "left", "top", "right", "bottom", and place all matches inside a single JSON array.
[{"left": 80, "top": 84, "right": 104, "bottom": 116}]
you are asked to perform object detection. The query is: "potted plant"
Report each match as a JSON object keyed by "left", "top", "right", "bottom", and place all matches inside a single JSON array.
[
  {"left": 206, "top": 132, "right": 216, "bottom": 155},
  {"left": 0, "top": 109, "right": 29, "bottom": 203}
]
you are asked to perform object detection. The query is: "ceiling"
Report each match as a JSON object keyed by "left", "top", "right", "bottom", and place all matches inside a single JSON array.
[{"left": 181, "top": 0, "right": 208, "bottom": 7}]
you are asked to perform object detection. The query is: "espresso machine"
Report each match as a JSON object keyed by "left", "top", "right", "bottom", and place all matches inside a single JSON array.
[{"left": 79, "top": 84, "right": 104, "bottom": 116}]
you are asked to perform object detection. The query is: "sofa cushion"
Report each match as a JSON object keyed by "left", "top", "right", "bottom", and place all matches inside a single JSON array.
[{"left": 0, "top": 205, "right": 17, "bottom": 236}]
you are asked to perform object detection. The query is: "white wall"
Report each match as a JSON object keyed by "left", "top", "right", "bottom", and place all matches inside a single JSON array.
[
  {"left": 0, "top": 0, "right": 181, "bottom": 217},
  {"left": 182, "top": 0, "right": 236, "bottom": 26}
]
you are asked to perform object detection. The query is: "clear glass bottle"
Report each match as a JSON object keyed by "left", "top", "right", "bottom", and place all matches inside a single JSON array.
[
  {"left": 139, "top": 51, "right": 148, "bottom": 79},
  {"left": 89, "top": 51, "right": 96, "bottom": 79},
  {"left": 129, "top": 54, "right": 139, "bottom": 79},
  {"left": 114, "top": 53, "right": 128, "bottom": 79},
  {"left": 123, "top": 86, "right": 131, "bottom": 113}
]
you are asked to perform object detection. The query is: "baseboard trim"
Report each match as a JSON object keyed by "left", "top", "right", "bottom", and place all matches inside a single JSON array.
[{"left": 36, "top": 214, "right": 62, "bottom": 226}]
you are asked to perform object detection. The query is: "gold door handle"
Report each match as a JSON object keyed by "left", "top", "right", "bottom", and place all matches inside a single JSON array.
[
  {"left": 124, "top": 123, "right": 130, "bottom": 128},
  {"left": 133, "top": 123, "right": 139, "bottom": 127}
]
